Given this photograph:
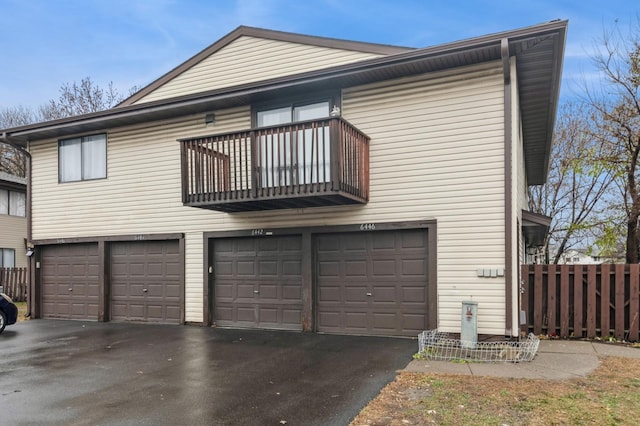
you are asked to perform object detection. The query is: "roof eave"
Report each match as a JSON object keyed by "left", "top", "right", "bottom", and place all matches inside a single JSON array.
[{"left": 1, "top": 20, "right": 568, "bottom": 158}]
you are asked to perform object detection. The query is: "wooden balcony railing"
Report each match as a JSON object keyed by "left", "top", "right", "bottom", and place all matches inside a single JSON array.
[{"left": 179, "top": 117, "right": 370, "bottom": 212}]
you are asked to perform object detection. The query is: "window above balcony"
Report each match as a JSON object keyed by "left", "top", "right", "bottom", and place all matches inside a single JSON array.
[{"left": 179, "top": 113, "right": 369, "bottom": 213}]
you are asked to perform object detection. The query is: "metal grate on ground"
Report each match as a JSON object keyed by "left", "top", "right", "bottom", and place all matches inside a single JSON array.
[{"left": 417, "top": 329, "right": 540, "bottom": 363}]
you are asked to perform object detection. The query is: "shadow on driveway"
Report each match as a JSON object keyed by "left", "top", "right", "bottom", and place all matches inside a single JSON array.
[{"left": 1, "top": 320, "right": 416, "bottom": 426}]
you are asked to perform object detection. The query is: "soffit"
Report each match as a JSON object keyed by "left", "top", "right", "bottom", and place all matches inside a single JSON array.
[{"left": 2, "top": 21, "right": 567, "bottom": 185}]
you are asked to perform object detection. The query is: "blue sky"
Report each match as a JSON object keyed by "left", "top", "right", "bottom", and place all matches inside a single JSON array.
[{"left": 0, "top": 0, "right": 637, "bottom": 110}]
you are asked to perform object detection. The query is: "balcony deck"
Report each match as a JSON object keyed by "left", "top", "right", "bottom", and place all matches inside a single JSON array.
[{"left": 180, "top": 117, "right": 369, "bottom": 212}]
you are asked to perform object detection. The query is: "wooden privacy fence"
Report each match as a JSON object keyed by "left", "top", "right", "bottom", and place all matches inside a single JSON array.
[
  {"left": 0, "top": 267, "right": 28, "bottom": 302},
  {"left": 521, "top": 264, "right": 640, "bottom": 341}
]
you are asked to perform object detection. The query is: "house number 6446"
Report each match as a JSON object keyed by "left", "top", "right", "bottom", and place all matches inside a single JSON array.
[{"left": 360, "top": 223, "right": 375, "bottom": 231}]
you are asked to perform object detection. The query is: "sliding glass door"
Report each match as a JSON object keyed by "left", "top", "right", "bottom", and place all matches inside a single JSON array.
[{"left": 257, "top": 101, "right": 331, "bottom": 187}]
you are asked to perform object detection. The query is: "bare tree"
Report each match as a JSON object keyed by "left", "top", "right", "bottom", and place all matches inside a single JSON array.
[
  {"left": 0, "top": 106, "right": 34, "bottom": 176},
  {"left": 528, "top": 102, "right": 615, "bottom": 263},
  {"left": 38, "top": 77, "right": 135, "bottom": 121},
  {"left": 587, "top": 20, "right": 640, "bottom": 262},
  {"left": 1, "top": 78, "right": 138, "bottom": 177}
]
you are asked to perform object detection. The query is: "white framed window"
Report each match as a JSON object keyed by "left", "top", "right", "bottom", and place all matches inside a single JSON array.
[
  {"left": 0, "top": 189, "right": 26, "bottom": 217},
  {"left": 0, "top": 248, "right": 15, "bottom": 268},
  {"left": 59, "top": 134, "right": 107, "bottom": 182}
]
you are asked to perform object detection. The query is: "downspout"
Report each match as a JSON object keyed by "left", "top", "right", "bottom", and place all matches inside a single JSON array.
[
  {"left": 501, "top": 39, "right": 514, "bottom": 337},
  {"left": 0, "top": 132, "right": 33, "bottom": 318}
]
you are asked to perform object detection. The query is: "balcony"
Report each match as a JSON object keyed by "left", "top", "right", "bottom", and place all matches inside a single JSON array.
[{"left": 180, "top": 117, "right": 370, "bottom": 212}]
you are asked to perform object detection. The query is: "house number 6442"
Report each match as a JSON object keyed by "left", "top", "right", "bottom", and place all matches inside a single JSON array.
[{"left": 360, "top": 223, "right": 375, "bottom": 231}]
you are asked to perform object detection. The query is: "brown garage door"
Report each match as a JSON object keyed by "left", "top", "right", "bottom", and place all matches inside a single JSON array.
[
  {"left": 110, "top": 240, "right": 181, "bottom": 324},
  {"left": 316, "top": 229, "right": 428, "bottom": 337},
  {"left": 213, "top": 236, "right": 303, "bottom": 331},
  {"left": 41, "top": 243, "right": 100, "bottom": 320}
]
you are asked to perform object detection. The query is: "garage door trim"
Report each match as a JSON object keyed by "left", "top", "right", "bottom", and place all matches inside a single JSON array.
[
  {"left": 34, "top": 233, "right": 185, "bottom": 322},
  {"left": 203, "top": 220, "right": 437, "bottom": 331}
]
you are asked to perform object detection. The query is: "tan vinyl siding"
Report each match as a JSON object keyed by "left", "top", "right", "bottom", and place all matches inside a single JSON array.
[
  {"left": 0, "top": 215, "right": 27, "bottom": 268},
  {"left": 343, "top": 63, "right": 506, "bottom": 334},
  {"left": 135, "top": 36, "right": 383, "bottom": 104},
  {"left": 30, "top": 63, "right": 507, "bottom": 332},
  {"left": 31, "top": 107, "right": 250, "bottom": 322}
]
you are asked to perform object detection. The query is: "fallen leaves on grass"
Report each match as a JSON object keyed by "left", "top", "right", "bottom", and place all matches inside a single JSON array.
[
  {"left": 351, "top": 357, "right": 640, "bottom": 425},
  {"left": 15, "top": 302, "right": 28, "bottom": 322}
]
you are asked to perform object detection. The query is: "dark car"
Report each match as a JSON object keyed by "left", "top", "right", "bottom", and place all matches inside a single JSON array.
[{"left": 0, "top": 293, "right": 18, "bottom": 333}]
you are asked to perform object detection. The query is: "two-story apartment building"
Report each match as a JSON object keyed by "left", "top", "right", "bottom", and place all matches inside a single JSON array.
[
  {"left": 0, "top": 171, "right": 27, "bottom": 269},
  {"left": 0, "top": 21, "right": 566, "bottom": 337}
]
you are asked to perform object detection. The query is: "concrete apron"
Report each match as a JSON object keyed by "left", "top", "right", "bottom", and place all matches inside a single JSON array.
[{"left": 405, "top": 340, "right": 640, "bottom": 380}]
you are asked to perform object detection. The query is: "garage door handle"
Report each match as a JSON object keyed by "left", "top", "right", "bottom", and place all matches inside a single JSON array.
[
  {"left": 366, "top": 292, "right": 372, "bottom": 297},
  {"left": 143, "top": 288, "right": 148, "bottom": 293},
  {"left": 68, "top": 288, "right": 73, "bottom": 292},
  {"left": 253, "top": 290, "right": 260, "bottom": 294}
]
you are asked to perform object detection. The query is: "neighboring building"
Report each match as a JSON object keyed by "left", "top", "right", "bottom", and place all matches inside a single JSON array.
[
  {"left": 554, "top": 248, "right": 625, "bottom": 265},
  {"left": 0, "top": 22, "right": 567, "bottom": 337},
  {"left": 0, "top": 171, "right": 27, "bottom": 268},
  {"left": 557, "top": 248, "right": 602, "bottom": 265}
]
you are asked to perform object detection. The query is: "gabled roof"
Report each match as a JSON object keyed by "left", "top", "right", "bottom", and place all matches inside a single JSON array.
[
  {"left": 119, "top": 25, "right": 413, "bottom": 106},
  {"left": 0, "top": 20, "right": 567, "bottom": 185}
]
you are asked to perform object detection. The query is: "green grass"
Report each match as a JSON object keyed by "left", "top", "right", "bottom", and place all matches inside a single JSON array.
[
  {"left": 352, "top": 356, "right": 640, "bottom": 426},
  {"left": 15, "top": 301, "right": 28, "bottom": 321}
]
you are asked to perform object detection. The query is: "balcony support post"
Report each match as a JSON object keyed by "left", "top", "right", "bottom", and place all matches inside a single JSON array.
[
  {"left": 180, "top": 141, "right": 188, "bottom": 203},
  {"left": 330, "top": 118, "right": 340, "bottom": 191},
  {"left": 250, "top": 131, "right": 258, "bottom": 199}
]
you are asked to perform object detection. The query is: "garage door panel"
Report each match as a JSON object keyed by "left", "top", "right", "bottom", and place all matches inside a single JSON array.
[
  {"left": 316, "top": 230, "right": 429, "bottom": 337},
  {"left": 371, "top": 287, "right": 397, "bottom": 302},
  {"left": 213, "top": 236, "right": 303, "bottom": 331},
  {"left": 282, "top": 260, "right": 301, "bottom": 275},
  {"left": 345, "top": 312, "right": 368, "bottom": 328},
  {"left": 41, "top": 243, "right": 100, "bottom": 320},
  {"left": 165, "top": 284, "right": 181, "bottom": 298},
  {"left": 258, "top": 307, "right": 278, "bottom": 323},
  {"left": 146, "top": 263, "right": 164, "bottom": 276},
  {"left": 237, "top": 307, "right": 255, "bottom": 322},
  {"left": 371, "top": 233, "right": 396, "bottom": 249},
  {"left": 402, "top": 287, "right": 426, "bottom": 303},
  {"left": 259, "top": 261, "right": 277, "bottom": 275},
  {"left": 216, "top": 306, "right": 233, "bottom": 321},
  {"left": 237, "top": 261, "right": 255, "bottom": 275},
  {"left": 345, "top": 260, "right": 367, "bottom": 276},
  {"left": 402, "top": 313, "right": 427, "bottom": 330},
  {"left": 318, "top": 310, "right": 340, "bottom": 327},
  {"left": 147, "top": 305, "right": 163, "bottom": 318},
  {"left": 401, "top": 231, "right": 425, "bottom": 246},
  {"left": 216, "top": 283, "right": 233, "bottom": 299},
  {"left": 402, "top": 259, "right": 426, "bottom": 275},
  {"left": 259, "top": 284, "right": 278, "bottom": 300},
  {"left": 345, "top": 287, "right": 368, "bottom": 302},
  {"left": 216, "top": 261, "right": 233, "bottom": 276},
  {"left": 318, "top": 286, "right": 340, "bottom": 301},
  {"left": 372, "top": 313, "right": 397, "bottom": 330},
  {"left": 237, "top": 283, "right": 255, "bottom": 298},
  {"left": 318, "top": 261, "right": 340, "bottom": 277},
  {"left": 110, "top": 240, "right": 181, "bottom": 324},
  {"left": 282, "top": 285, "right": 301, "bottom": 300}
]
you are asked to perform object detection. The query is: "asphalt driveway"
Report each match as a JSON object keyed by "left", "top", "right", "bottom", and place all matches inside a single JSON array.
[{"left": 0, "top": 320, "right": 416, "bottom": 426}]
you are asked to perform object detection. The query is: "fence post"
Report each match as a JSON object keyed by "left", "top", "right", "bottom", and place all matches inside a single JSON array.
[
  {"left": 629, "top": 264, "right": 639, "bottom": 342},
  {"left": 533, "top": 264, "right": 543, "bottom": 334},
  {"left": 573, "top": 265, "right": 584, "bottom": 338},
  {"left": 615, "top": 264, "right": 625, "bottom": 340},
  {"left": 586, "top": 265, "right": 597, "bottom": 338}
]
